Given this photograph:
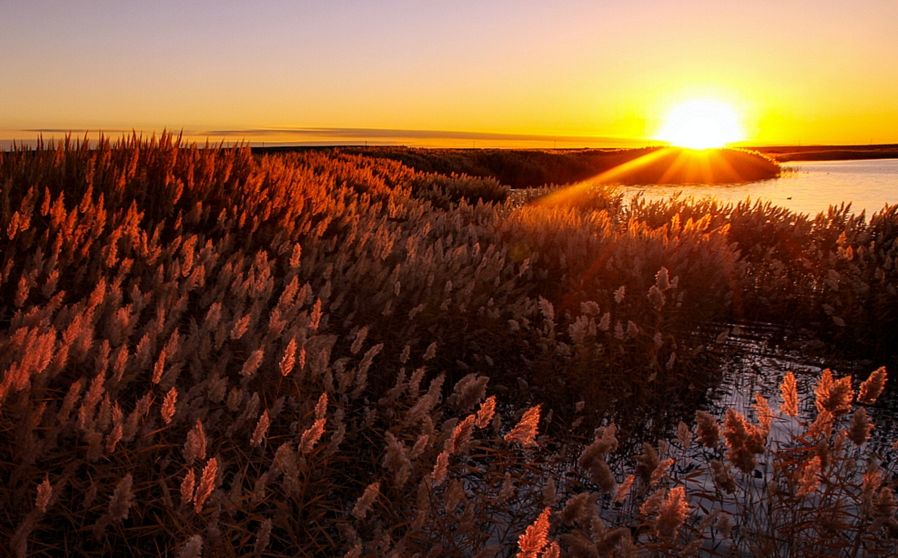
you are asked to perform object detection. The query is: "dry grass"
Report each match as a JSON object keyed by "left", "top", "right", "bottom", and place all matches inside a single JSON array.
[{"left": 1, "top": 135, "right": 896, "bottom": 556}]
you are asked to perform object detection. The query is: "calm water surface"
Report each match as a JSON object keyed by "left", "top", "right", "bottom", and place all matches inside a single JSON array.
[{"left": 623, "top": 158, "right": 898, "bottom": 217}]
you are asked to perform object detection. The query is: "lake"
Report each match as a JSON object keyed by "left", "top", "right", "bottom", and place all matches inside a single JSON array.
[{"left": 622, "top": 158, "right": 898, "bottom": 218}]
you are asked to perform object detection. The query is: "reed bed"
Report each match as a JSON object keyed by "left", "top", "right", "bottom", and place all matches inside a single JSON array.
[{"left": 0, "top": 135, "right": 895, "bottom": 556}]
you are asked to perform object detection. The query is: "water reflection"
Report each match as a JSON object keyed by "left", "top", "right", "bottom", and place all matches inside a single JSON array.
[{"left": 621, "top": 159, "right": 898, "bottom": 218}]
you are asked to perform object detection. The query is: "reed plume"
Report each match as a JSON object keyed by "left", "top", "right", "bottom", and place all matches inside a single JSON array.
[
  {"left": 780, "top": 371, "right": 799, "bottom": 416},
  {"left": 504, "top": 404, "right": 541, "bottom": 447},
  {"left": 516, "top": 507, "right": 552, "bottom": 558},
  {"left": 694, "top": 410, "right": 720, "bottom": 447},
  {"left": 161, "top": 387, "right": 178, "bottom": 425},
  {"left": 194, "top": 457, "right": 218, "bottom": 513},
  {"left": 35, "top": 476, "right": 52, "bottom": 513},
  {"left": 352, "top": 482, "right": 380, "bottom": 520},
  {"left": 858, "top": 366, "right": 888, "bottom": 405}
]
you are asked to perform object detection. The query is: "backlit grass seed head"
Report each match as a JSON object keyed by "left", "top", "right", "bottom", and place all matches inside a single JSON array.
[
  {"left": 651, "top": 458, "right": 675, "bottom": 485},
  {"left": 754, "top": 393, "right": 773, "bottom": 434},
  {"left": 280, "top": 338, "right": 297, "bottom": 377},
  {"left": 432, "top": 450, "right": 450, "bottom": 488},
  {"left": 615, "top": 474, "right": 636, "bottom": 503},
  {"left": 589, "top": 458, "right": 616, "bottom": 493},
  {"left": 847, "top": 407, "right": 874, "bottom": 445},
  {"left": 350, "top": 326, "right": 368, "bottom": 355},
  {"left": 180, "top": 469, "right": 196, "bottom": 505},
  {"left": 106, "top": 417, "right": 123, "bottom": 453},
  {"left": 541, "top": 541, "right": 561, "bottom": 558},
  {"left": 300, "top": 417, "right": 326, "bottom": 454},
  {"left": 230, "top": 314, "right": 251, "bottom": 340},
  {"left": 639, "top": 487, "right": 666, "bottom": 518},
  {"left": 863, "top": 464, "right": 884, "bottom": 511},
  {"left": 446, "top": 414, "right": 476, "bottom": 455},
  {"left": 308, "top": 299, "right": 322, "bottom": 332},
  {"left": 194, "top": 457, "right": 218, "bottom": 513},
  {"left": 161, "top": 387, "right": 178, "bottom": 425},
  {"left": 722, "top": 409, "right": 766, "bottom": 474},
  {"left": 710, "top": 460, "right": 737, "bottom": 493},
  {"left": 273, "top": 442, "right": 298, "bottom": 479},
  {"left": 450, "top": 373, "right": 489, "bottom": 411},
  {"left": 654, "top": 486, "right": 689, "bottom": 540},
  {"left": 858, "top": 366, "right": 888, "bottom": 405},
  {"left": 35, "top": 476, "right": 52, "bottom": 513},
  {"left": 635, "top": 442, "right": 661, "bottom": 484},
  {"left": 289, "top": 243, "right": 302, "bottom": 269},
  {"left": 655, "top": 267, "right": 671, "bottom": 291},
  {"left": 796, "top": 456, "right": 822, "bottom": 497},
  {"left": 352, "top": 482, "right": 380, "bottom": 520},
  {"left": 423, "top": 341, "right": 438, "bottom": 361},
  {"left": 780, "top": 371, "right": 799, "bottom": 417},
  {"left": 152, "top": 349, "right": 166, "bottom": 384},
  {"left": 109, "top": 473, "right": 134, "bottom": 522},
  {"left": 315, "top": 392, "right": 328, "bottom": 419},
  {"left": 184, "top": 420, "right": 207, "bottom": 464},
  {"left": 579, "top": 425, "right": 619, "bottom": 491},
  {"left": 647, "top": 285, "right": 665, "bottom": 311},
  {"left": 504, "top": 404, "right": 541, "bottom": 447},
  {"left": 614, "top": 285, "right": 626, "bottom": 303},
  {"left": 399, "top": 344, "right": 411, "bottom": 364},
  {"left": 475, "top": 395, "right": 496, "bottom": 428},
  {"left": 815, "top": 369, "right": 854, "bottom": 416},
  {"left": 382, "top": 432, "right": 412, "bottom": 487},
  {"left": 694, "top": 410, "right": 720, "bottom": 448},
  {"left": 176, "top": 535, "right": 203, "bottom": 558},
  {"left": 240, "top": 349, "right": 264, "bottom": 378},
  {"left": 516, "top": 507, "right": 551, "bottom": 558},
  {"left": 594, "top": 423, "right": 619, "bottom": 455},
  {"left": 807, "top": 409, "right": 835, "bottom": 439},
  {"left": 250, "top": 409, "right": 270, "bottom": 447}
]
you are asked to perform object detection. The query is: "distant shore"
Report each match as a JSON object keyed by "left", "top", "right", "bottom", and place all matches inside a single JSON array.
[
  {"left": 252, "top": 143, "right": 898, "bottom": 162},
  {"left": 752, "top": 144, "right": 898, "bottom": 161},
  {"left": 253, "top": 146, "right": 780, "bottom": 187}
]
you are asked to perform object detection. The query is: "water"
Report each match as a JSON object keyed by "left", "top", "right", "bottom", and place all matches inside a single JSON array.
[
  {"left": 622, "top": 158, "right": 898, "bottom": 218},
  {"left": 703, "top": 324, "right": 896, "bottom": 459}
]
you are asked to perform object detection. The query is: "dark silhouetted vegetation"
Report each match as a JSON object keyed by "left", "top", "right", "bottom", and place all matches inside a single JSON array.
[{"left": 256, "top": 146, "right": 781, "bottom": 189}]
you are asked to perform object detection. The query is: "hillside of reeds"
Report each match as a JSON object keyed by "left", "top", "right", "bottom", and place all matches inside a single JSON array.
[
  {"left": 1, "top": 135, "right": 896, "bottom": 556},
  {"left": 270, "top": 146, "right": 781, "bottom": 188}
]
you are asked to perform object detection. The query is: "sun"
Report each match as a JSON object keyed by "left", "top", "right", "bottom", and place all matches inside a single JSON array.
[{"left": 656, "top": 99, "right": 745, "bottom": 149}]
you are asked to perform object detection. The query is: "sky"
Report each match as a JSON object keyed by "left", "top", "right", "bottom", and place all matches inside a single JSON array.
[{"left": 2, "top": 0, "right": 898, "bottom": 146}]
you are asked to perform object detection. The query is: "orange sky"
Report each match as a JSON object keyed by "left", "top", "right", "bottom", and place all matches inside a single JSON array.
[{"left": 2, "top": 1, "right": 898, "bottom": 146}]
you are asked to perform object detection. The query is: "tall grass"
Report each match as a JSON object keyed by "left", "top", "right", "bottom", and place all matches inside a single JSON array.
[{"left": 0, "top": 135, "right": 895, "bottom": 555}]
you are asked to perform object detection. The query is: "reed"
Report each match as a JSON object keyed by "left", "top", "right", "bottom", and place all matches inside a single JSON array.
[{"left": 0, "top": 135, "right": 895, "bottom": 555}]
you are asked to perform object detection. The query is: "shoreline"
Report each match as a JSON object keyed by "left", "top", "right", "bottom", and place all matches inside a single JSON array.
[
  {"left": 254, "top": 143, "right": 898, "bottom": 162},
  {"left": 752, "top": 144, "right": 898, "bottom": 161}
]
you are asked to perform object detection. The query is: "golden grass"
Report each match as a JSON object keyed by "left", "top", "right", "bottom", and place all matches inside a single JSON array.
[{"left": 0, "top": 135, "right": 895, "bottom": 555}]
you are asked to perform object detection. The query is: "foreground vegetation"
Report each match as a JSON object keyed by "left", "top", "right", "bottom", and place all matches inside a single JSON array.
[{"left": 1, "top": 135, "right": 896, "bottom": 556}]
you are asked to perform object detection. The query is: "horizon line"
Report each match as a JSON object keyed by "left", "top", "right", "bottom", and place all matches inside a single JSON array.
[{"left": 3, "top": 127, "right": 898, "bottom": 150}]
